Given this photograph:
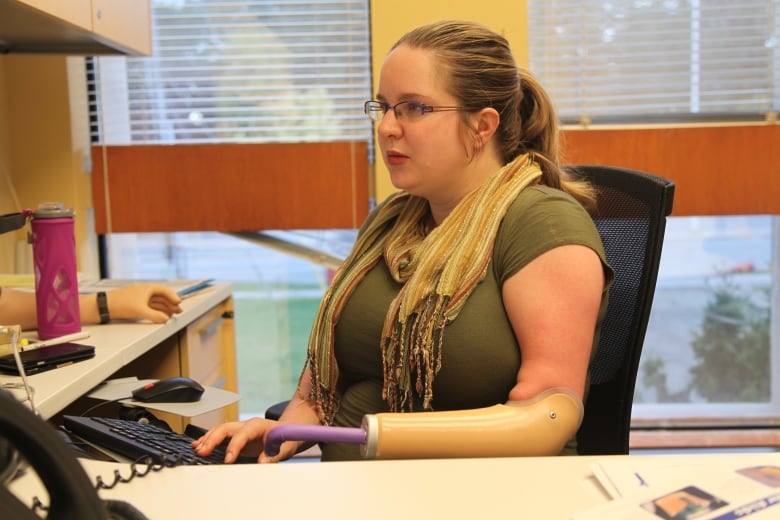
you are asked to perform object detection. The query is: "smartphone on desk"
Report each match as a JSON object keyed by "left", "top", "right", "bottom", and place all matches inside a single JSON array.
[{"left": 0, "top": 342, "right": 95, "bottom": 375}]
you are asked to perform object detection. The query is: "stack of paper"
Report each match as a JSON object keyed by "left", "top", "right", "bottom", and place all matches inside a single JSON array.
[{"left": 575, "top": 453, "right": 780, "bottom": 519}]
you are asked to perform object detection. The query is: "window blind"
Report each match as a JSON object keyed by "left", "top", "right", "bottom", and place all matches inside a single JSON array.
[
  {"left": 89, "top": 0, "right": 372, "bottom": 145},
  {"left": 528, "top": 0, "right": 779, "bottom": 124}
]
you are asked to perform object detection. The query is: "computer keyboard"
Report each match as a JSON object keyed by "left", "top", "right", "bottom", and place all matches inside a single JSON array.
[{"left": 63, "top": 415, "right": 256, "bottom": 465}]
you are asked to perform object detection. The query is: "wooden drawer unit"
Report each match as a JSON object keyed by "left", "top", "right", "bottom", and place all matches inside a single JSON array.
[{"left": 179, "top": 296, "right": 239, "bottom": 429}]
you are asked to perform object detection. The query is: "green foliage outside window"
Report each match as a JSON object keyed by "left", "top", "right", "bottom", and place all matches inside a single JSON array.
[{"left": 641, "top": 276, "right": 770, "bottom": 403}]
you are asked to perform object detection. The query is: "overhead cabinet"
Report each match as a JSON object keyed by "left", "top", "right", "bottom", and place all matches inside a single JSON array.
[{"left": 0, "top": 0, "right": 151, "bottom": 55}]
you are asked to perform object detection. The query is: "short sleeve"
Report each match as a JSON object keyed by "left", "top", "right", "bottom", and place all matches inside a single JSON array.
[{"left": 493, "top": 185, "right": 611, "bottom": 285}]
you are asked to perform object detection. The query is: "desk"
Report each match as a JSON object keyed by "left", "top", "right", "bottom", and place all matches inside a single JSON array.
[
  {"left": 0, "top": 283, "right": 238, "bottom": 429},
  {"left": 9, "top": 455, "right": 607, "bottom": 518},
  {"left": 9, "top": 452, "right": 780, "bottom": 519}
]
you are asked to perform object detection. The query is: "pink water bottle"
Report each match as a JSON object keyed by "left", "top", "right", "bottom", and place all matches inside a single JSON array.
[{"left": 30, "top": 202, "right": 81, "bottom": 340}]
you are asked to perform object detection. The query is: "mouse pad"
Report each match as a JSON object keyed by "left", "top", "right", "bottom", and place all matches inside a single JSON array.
[{"left": 88, "top": 377, "right": 241, "bottom": 417}]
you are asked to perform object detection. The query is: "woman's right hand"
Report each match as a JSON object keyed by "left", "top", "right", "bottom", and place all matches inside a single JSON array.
[
  {"left": 199, "top": 368, "right": 321, "bottom": 464},
  {"left": 192, "top": 418, "right": 297, "bottom": 464}
]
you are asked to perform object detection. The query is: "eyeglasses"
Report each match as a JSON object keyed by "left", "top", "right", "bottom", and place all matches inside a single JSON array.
[{"left": 363, "top": 100, "right": 464, "bottom": 122}]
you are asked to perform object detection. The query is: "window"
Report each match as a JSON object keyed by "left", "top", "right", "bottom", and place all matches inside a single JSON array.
[
  {"left": 528, "top": 0, "right": 779, "bottom": 124},
  {"left": 91, "top": 0, "right": 372, "bottom": 417},
  {"left": 635, "top": 216, "right": 780, "bottom": 424},
  {"left": 528, "top": 0, "right": 780, "bottom": 430},
  {"left": 90, "top": 0, "right": 371, "bottom": 144},
  {"left": 105, "top": 230, "right": 355, "bottom": 418}
]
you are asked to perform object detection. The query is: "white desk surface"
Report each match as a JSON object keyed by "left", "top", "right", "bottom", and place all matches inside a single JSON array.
[
  {"left": 11, "top": 455, "right": 606, "bottom": 518},
  {"left": 0, "top": 282, "right": 232, "bottom": 419},
  {"left": 9, "top": 452, "right": 780, "bottom": 519}
]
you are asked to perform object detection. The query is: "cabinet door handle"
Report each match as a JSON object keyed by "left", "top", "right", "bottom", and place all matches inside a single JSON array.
[{"left": 198, "top": 316, "right": 223, "bottom": 339}]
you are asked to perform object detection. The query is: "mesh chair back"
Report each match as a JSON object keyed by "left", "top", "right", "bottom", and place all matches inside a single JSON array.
[{"left": 570, "top": 165, "right": 675, "bottom": 454}]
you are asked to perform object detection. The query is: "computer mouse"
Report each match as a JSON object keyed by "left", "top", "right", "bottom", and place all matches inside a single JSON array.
[{"left": 131, "top": 377, "right": 205, "bottom": 403}]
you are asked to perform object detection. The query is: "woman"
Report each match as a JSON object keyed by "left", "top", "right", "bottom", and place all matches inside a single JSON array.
[{"left": 195, "top": 20, "right": 613, "bottom": 462}]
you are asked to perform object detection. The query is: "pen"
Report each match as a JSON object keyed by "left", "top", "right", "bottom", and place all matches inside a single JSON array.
[
  {"left": 177, "top": 279, "right": 215, "bottom": 299},
  {"left": 24, "top": 331, "right": 91, "bottom": 351}
]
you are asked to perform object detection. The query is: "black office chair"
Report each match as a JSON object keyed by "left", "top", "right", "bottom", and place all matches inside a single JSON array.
[
  {"left": 266, "top": 164, "right": 675, "bottom": 457},
  {"left": 570, "top": 165, "right": 675, "bottom": 455}
]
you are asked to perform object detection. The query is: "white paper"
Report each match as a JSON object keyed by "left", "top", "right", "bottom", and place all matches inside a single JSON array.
[{"left": 576, "top": 456, "right": 780, "bottom": 520}]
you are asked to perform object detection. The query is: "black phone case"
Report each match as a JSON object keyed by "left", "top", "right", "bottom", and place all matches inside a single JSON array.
[{"left": 0, "top": 343, "right": 95, "bottom": 375}]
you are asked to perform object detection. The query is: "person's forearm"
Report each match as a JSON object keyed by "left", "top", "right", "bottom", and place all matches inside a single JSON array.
[
  {"left": 77, "top": 293, "right": 102, "bottom": 325},
  {"left": 276, "top": 388, "right": 324, "bottom": 455},
  {"left": 0, "top": 291, "right": 102, "bottom": 329},
  {"left": 0, "top": 288, "right": 38, "bottom": 330},
  {"left": 281, "top": 368, "right": 323, "bottom": 428}
]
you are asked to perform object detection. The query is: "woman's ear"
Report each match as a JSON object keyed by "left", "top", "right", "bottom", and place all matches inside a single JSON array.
[{"left": 472, "top": 107, "right": 500, "bottom": 149}]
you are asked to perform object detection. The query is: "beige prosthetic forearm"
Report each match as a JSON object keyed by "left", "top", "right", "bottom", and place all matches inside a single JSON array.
[{"left": 360, "top": 387, "right": 583, "bottom": 459}]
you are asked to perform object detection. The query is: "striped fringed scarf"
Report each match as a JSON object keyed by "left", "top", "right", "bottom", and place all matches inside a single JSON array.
[{"left": 305, "top": 153, "right": 543, "bottom": 424}]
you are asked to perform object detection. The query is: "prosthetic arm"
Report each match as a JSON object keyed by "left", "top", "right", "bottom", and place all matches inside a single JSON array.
[{"left": 264, "top": 387, "right": 583, "bottom": 459}]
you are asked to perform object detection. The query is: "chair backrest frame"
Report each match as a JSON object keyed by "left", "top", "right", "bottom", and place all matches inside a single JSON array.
[{"left": 569, "top": 165, "right": 675, "bottom": 455}]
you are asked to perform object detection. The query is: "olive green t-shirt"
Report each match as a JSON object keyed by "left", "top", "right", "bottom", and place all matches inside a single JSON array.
[{"left": 321, "top": 186, "right": 613, "bottom": 461}]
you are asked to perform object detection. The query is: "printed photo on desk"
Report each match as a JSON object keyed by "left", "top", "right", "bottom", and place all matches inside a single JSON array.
[{"left": 575, "top": 453, "right": 780, "bottom": 520}]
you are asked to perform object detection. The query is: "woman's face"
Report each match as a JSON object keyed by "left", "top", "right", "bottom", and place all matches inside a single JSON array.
[{"left": 375, "top": 45, "right": 472, "bottom": 202}]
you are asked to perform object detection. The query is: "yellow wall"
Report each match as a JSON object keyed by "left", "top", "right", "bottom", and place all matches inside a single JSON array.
[
  {"left": 0, "top": 56, "right": 24, "bottom": 274},
  {"left": 369, "top": 1, "right": 528, "bottom": 201},
  {"left": 0, "top": 55, "right": 95, "bottom": 276},
  {"left": 0, "top": 57, "right": 14, "bottom": 272}
]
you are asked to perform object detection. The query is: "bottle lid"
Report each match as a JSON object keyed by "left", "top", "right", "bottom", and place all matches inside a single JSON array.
[{"left": 33, "top": 202, "right": 74, "bottom": 219}]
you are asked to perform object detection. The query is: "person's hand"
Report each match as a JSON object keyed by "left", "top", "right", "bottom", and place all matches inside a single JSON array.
[
  {"left": 107, "top": 284, "right": 183, "bottom": 323},
  {"left": 192, "top": 418, "right": 295, "bottom": 464}
]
